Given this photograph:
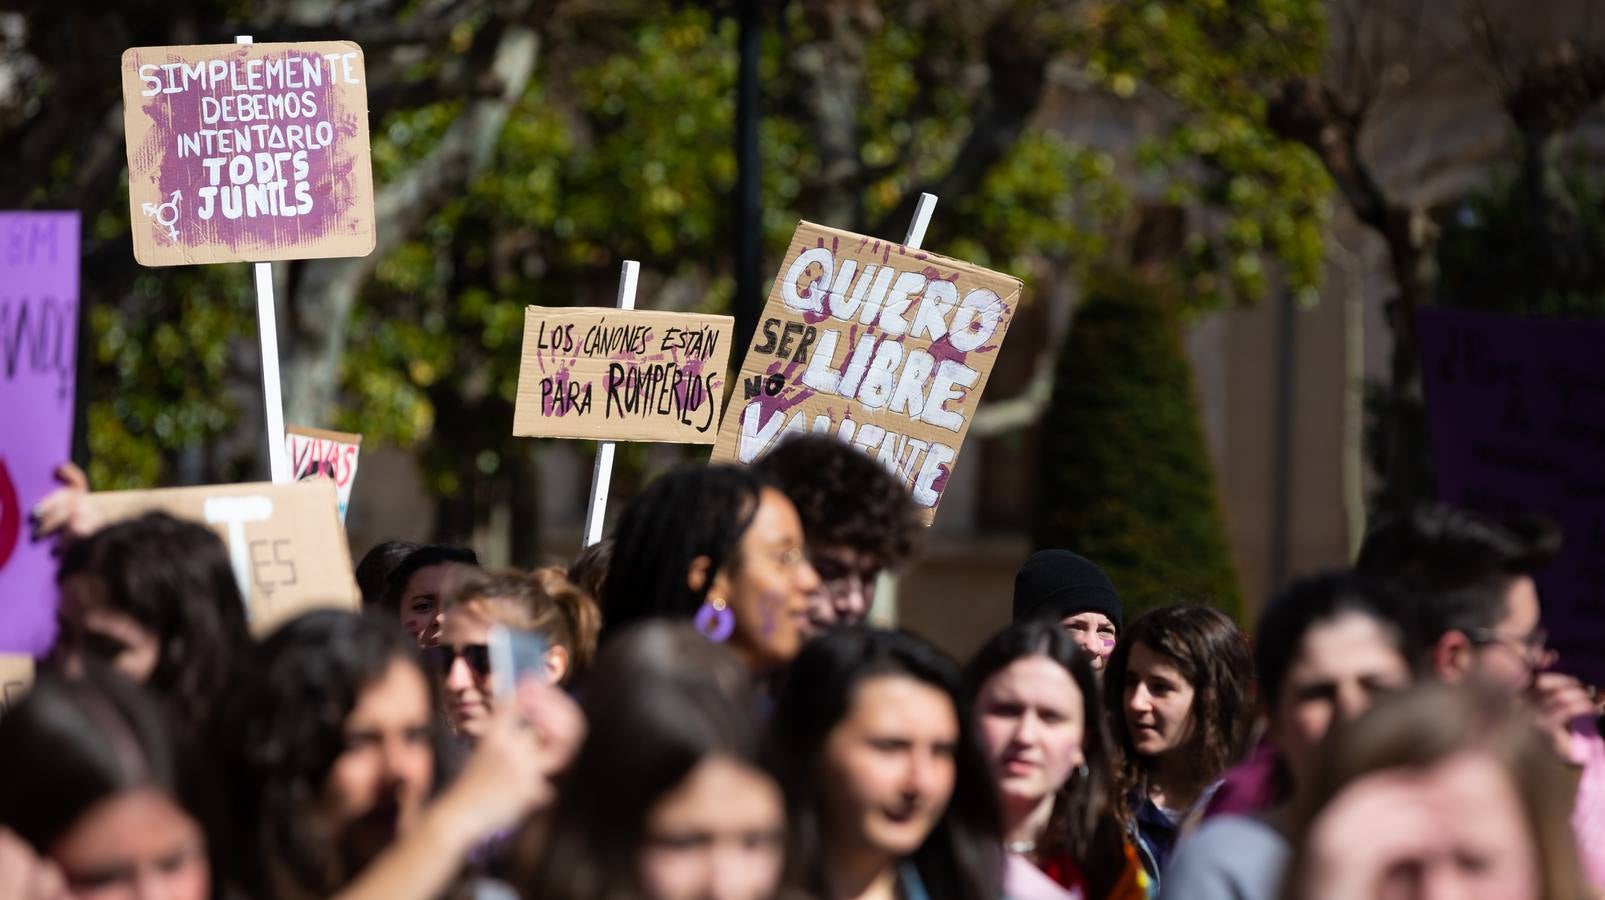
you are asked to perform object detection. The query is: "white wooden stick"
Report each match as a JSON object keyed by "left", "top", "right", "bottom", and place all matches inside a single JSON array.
[
  {"left": 234, "top": 34, "right": 291, "bottom": 485},
  {"left": 253, "top": 262, "right": 290, "bottom": 484},
  {"left": 875, "top": 193, "right": 940, "bottom": 615},
  {"left": 904, "top": 192, "right": 938, "bottom": 250},
  {"left": 582, "top": 260, "right": 640, "bottom": 547}
]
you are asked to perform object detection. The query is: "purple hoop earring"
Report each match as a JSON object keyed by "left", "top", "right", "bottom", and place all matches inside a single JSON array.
[{"left": 694, "top": 597, "right": 736, "bottom": 642}]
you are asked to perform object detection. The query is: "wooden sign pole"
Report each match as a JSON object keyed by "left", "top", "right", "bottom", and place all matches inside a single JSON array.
[
  {"left": 581, "top": 260, "right": 640, "bottom": 547},
  {"left": 868, "top": 192, "right": 937, "bottom": 627},
  {"left": 234, "top": 33, "right": 291, "bottom": 485},
  {"left": 904, "top": 192, "right": 937, "bottom": 250}
]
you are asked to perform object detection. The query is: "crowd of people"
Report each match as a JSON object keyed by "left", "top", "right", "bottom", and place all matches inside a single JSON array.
[{"left": 2, "top": 432, "right": 1602, "bottom": 900}]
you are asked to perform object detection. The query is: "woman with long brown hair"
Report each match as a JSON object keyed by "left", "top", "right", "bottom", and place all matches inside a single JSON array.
[
  {"left": 1104, "top": 605, "right": 1254, "bottom": 888},
  {"left": 966, "top": 620, "right": 1146, "bottom": 899}
]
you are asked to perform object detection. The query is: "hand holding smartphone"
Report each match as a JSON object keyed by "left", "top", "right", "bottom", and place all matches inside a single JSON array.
[{"left": 487, "top": 624, "right": 550, "bottom": 702}]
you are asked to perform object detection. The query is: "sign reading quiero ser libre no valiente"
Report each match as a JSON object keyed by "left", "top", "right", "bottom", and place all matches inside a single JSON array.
[
  {"left": 121, "top": 41, "right": 375, "bottom": 267},
  {"left": 712, "top": 221, "right": 1023, "bottom": 523}
]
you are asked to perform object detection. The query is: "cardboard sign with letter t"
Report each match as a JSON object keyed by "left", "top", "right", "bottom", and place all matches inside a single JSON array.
[
  {"left": 711, "top": 221, "right": 1023, "bottom": 523},
  {"left": 86, "top": 480, "right": 358, "bottom": 636}
]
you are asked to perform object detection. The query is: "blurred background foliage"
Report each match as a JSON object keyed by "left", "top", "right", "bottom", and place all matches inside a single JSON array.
[
  {"left": 3, "top": 0, "right": 1332, "bottom": 542},
  {"left": 5, "top": 0, "right": 1603, "bottom": 614}
]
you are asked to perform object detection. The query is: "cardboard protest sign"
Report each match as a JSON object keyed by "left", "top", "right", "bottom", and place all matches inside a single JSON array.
[
  {"left": 711, "top": 221, "right": 1023, "bottom": 522},
  {"left": 86, "top": 480, "right": 358, "bottom": 636},
  {"left": 513, "top": 308, "right": 735, "bottom": 444},
  {"left": 1418, "top": 307, "right": 1605, "bottom": 685},
  {"left": 286, "top": 425, "right": 361, "bottom": 523},
  {"left": 0, "top": 654, "right": 34, "bottom": 716},
  {"left": 0, "top": 212, "right": 79, "bottom": 655},
  {"left": 121, "top": 41, "right": 374, "bottom": 267}
]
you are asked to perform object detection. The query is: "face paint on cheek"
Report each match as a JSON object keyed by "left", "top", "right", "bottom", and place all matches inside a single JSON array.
[{"left": 757, "top": 591, "right": 781, "bottom": 638}]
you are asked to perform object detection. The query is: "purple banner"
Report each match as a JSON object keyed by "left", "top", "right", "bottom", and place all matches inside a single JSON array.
[
  {"left": 0, "top": 212, "right": 79, "bottom": 656},
  {"left": 1418, "top": 307, "right": 1605, "bottom": 685}
]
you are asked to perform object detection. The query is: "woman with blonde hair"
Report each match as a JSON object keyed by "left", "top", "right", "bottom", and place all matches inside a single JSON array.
[
  {"left": 433, "top": 566, "right": 601, "bottom": 740},
  {"left": 1282, "top": 680, "right": 1589, "bottom": 900}
]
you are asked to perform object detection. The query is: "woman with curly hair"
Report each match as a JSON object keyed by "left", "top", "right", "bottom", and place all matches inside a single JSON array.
[
  {"left": 1103, "top": 605, "right": 1254, "bottom": 888},
  {"left": 603, "top": 465, "right": 820, "bottom": 676}
]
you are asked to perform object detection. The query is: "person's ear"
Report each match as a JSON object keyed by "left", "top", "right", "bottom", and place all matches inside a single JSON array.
[
  {"left": 543, "top": 644, "right": 570, "bottom": 685},
  {"left": 687, "top": 555, "right": 712, "bottom": 593},
  {"left": 1432, "top": 631, "right": 1474, "bottom": 684},
  {"left": 687, "top": 554, "right": 734, "bottom": 607}
]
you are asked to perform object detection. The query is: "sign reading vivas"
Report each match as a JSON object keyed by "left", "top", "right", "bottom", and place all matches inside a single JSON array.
[
  {"left": 0, "top": 212, "right": 79, "bottom": 656},
  {"left": 121, "top": 41, "right": 375, "bottom": 267},
  {"left": 1418, "top": 307, "right": 1605, "bottom": 685},
  {"left": 513, "top": 308, "right": 735, "bottom": 444},
  {"left": 286, "top": 426, "right": 361, "bottom": 524},
  {"left": 712, "top": 221, "right": 1023, "bottom": 522}
]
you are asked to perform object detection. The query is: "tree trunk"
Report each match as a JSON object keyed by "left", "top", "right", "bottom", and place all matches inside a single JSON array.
[
  {"left": 791, "top": 3, "right": 873, "bottom": 229},
  {"left": 279, "top": 20, "right": 542, "bottom": 434},
  {"left": 1268, "top": 79, "right": 1439, "bottom": 513}
]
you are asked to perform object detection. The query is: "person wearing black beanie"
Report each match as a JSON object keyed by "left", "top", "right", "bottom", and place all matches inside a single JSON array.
[{"left": 1013, "top": 549, "right": 1123, "bottom": 671}]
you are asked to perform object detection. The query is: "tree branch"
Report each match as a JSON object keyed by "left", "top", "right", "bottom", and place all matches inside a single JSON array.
[
  {"left": 1504, "top": 42, "right": 1605, "bottom": 135},
  {"left": 868, "top": 5, "right": 1052, "bottom": 240},
  {"left": 281, "top": 13, "right": 545, "bottom": 428}
]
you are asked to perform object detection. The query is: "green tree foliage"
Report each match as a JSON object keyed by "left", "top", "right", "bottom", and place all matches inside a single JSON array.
[
  {"left": 4, "top": 1, "right": 1330, "bottom": 545},
  {"left": 1034, "top": 268, "right": 1244, "bottom": 620},
  {"left": 337, "top": 1, "right": 1328, "bottom": 535},
  {"left": 338, "top": 5, "right": 1138, "bottom": 524},
  {"left": 1437, "top": 163, "right": 1605, "bottom": 320},
  {"left": 1087, "top": 0, "right": 1331, "bottom": 309}
]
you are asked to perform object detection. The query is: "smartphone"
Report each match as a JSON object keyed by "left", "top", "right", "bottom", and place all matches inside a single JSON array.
[{"left": 487, "top": 624, "right": 550, "bottom": 702}]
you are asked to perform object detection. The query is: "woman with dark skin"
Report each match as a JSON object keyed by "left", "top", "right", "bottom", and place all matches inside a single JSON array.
[{"left": 603, "top": 465, "right": 820, "bottom": 676}]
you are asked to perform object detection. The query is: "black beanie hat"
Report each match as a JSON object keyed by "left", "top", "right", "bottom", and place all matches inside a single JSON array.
[{"left": 1013, "top": 549, "right": 1123, "bottom": 631}]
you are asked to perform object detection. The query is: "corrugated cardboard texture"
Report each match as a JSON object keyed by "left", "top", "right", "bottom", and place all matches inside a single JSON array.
[
  {"left": 87, "top": 480, "right": 358, "bottom": 636},
  {"left": 513, "top": 307, "right": 735, "bottom": 444},
  {"left": 711, "top": 221, "right": 1023, "bottom": 524},
  {"left": 121, "top": 41, "right": 375, "bottom": 266}
]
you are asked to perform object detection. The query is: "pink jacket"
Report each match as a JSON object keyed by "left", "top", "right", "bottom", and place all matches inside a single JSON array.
[{"left": 1570, "top": 719, "right": 1605, "bottom": 888}]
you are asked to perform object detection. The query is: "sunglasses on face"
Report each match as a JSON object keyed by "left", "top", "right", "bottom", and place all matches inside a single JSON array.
[{"left": 424, "top": 643, "right": 491, "bottom": 677}]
